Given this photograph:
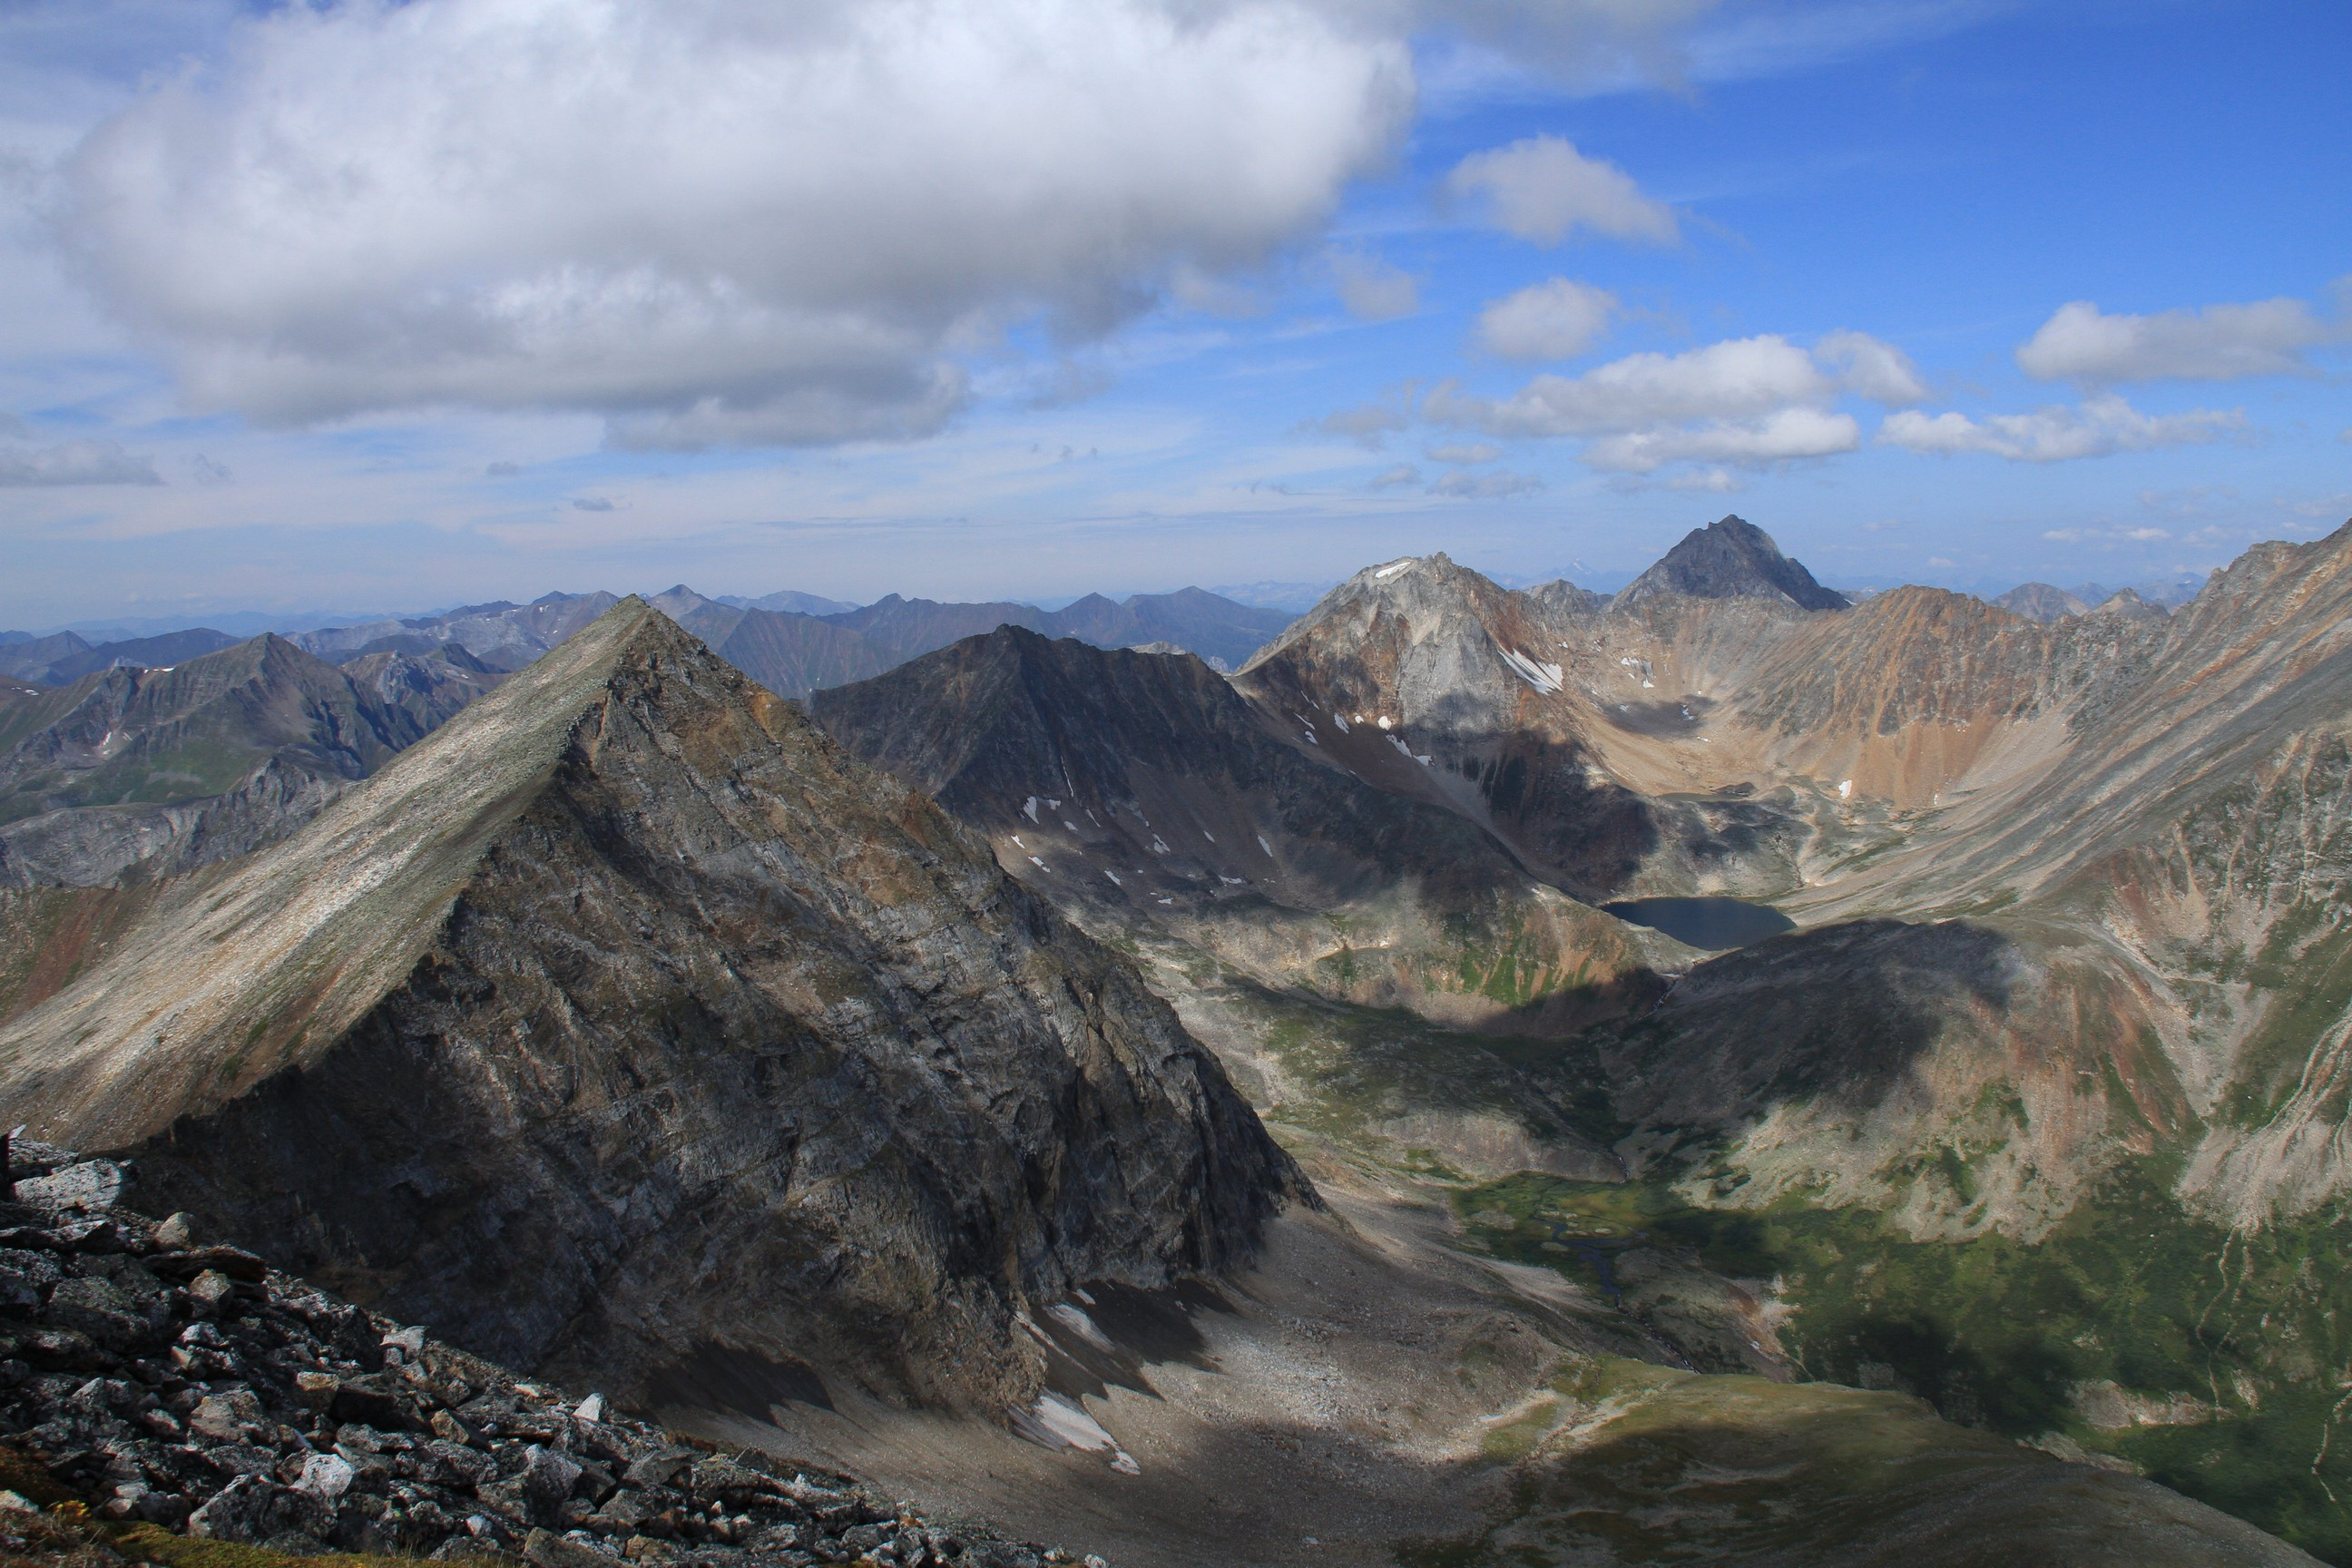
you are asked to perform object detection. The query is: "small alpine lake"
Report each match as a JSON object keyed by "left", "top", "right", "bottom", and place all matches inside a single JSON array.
[{"left": 1601, "top": 896, "right": 1794, "bottom": 950}]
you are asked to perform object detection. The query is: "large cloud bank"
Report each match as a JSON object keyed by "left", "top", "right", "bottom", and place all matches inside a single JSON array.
[{"left": 60, "top": 0, "right": 1415, "bottom": 446}]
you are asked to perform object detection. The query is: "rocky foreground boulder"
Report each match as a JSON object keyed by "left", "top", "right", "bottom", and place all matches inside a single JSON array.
[{"left": 0, "top": 1141, "right": 1094, "bottom": 1568}]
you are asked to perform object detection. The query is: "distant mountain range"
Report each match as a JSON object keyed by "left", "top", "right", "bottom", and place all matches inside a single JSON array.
[
  {"left": 0, "top": 635, "right": 496, "bottom": 887},
  {"left": 5, "top": 583, "right": 1292, "bottom": 686},
  {"left": 0, "top": 583, "right": 1295, "bottom": 887},
  {"left": 0, "top": 626, "right": 244, "bottom": 687}
]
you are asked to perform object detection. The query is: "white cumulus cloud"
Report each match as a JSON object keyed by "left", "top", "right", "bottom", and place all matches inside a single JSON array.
[
  {"left": 1814, "top": 328, "right": 1927, "bottom": 404},
  {"left": 58, "top": 0, "right": 1413, "bottom": 447},
  {"left": 1879, "top": 395, "right": 2244, "bottom": 463},
  {"left": 1583, "top": 407, "right": 1858, "bottom": 473},
  {"left": 1424, "top": 330, "right": 1913, "bottom": 473},
  {"left": 1475, "top": 278, "right": 1618, "bottom": 360},
  {"left": 1445, "top": 135, "right": 1677, "bottom": 246},
  {"left": 2016, "top": 298, "right": 2332, "bottom": 386}
]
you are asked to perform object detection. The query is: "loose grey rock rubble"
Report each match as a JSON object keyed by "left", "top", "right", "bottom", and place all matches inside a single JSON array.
[{"left": 0, "top": 1142, "right": 1093, "bottom": 1568}]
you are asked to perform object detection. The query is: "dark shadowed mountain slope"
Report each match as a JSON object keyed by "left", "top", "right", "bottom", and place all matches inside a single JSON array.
[
  {"left": 720, "top": 587, "right": 859, "bottom": 615},
  {"left": 1613, "top": 515, "right": 1850, "bottom": 612},
  {"left": 0, "top": 600, "right": 1298, "bottom": 1413},
  {"left": 817, "top": 589, "right": 1293, "bottom": 678},
  {"left": 0, "top": 632, "right": 90, "bottom": 684},
  {"left": 645, "top": 583, "right": 748, "bottom": 645},
  {"left": 811, "top": 624, "right": 1543, "bottom": 919}
]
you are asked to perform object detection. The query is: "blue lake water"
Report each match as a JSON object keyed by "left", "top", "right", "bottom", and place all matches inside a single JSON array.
[{"left": 1601, "top": 896, "right": 1795, "bottom": 951}]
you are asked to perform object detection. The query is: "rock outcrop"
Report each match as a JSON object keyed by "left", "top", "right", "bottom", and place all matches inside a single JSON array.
[
  {"left": 0, "top": 1146, "right": 1089, "bottom": 1568},
  {"left": 0, "top": 601, "right": 1301, "bottom": 1416}
]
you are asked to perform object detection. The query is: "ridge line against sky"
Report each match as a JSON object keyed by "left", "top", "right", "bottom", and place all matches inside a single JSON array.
[{"left": 0, "top": 0, "right": 2344, "bottom": 625}]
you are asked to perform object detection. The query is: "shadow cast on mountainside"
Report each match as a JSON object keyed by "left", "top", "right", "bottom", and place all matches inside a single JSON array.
[
  {"left": 1396, "top": 692, "right": 1664, "bottom": 899},
  {"left": 1421, "top": 1370, "right": 2311, "bottom": 1568},
  {"left": 1377, "top": 692, "right": 1807, "bottom": 905},
  {"left": 669, "top": 1284, "right": 2303, "bottom": 1568},
  {"left": 1583, "top": 917, "right": 2020, "bottom": 1132}
]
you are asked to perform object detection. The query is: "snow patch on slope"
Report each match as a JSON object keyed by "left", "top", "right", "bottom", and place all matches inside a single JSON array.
[{"left": 1500, "top": 648, "right": 1563, "bottom": 695}]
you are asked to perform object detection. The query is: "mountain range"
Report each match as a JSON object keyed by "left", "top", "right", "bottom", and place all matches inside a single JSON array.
[
  {"left": 0, "top": 634, "right": 496, "bottom": 889},
  {"left": 3, "top": 514, "right": 2352, "bottom": 1564},
  {"left": 5, "top": 584, "right": 1294, "bottom": 698},
  {"left": 0, "top": 585, "right": 1294, "bottom": 890}
]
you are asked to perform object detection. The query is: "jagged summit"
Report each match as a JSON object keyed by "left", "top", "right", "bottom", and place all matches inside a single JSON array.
[
  {"left": 0, "top": 598, "right": 1298, "bottom": 1409},
  {"left": 1613, "top": 515, "right": 1849, "bottom": 612}
]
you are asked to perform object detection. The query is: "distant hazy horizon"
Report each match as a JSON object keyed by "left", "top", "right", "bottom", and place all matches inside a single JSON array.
[{"left": 4, "top": 544, "right": 2245, "bottom": 643}]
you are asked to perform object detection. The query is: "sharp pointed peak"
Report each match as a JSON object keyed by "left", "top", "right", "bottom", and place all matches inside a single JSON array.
[{"left": 1613, "top": 515, "right": 1847, "bottom": 612}]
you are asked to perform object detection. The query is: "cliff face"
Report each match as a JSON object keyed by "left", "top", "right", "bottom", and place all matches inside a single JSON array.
[{"left": 0, "top": 602, "right": 1300, "bottom": 1412}]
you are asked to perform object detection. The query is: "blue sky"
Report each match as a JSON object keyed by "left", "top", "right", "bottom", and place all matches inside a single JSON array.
[{"left": 0, "top": 0, "right": 2345, "bottom": 630}]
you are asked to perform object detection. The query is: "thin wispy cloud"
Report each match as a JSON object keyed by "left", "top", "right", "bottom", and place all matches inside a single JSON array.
[{"left": 0, "top": 433, "right": 161, "bottom": 486}]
